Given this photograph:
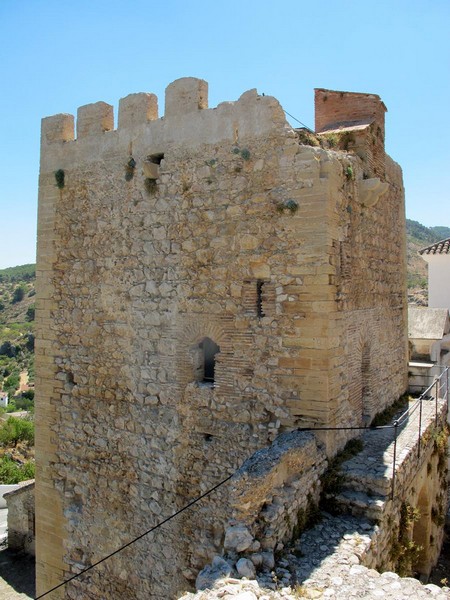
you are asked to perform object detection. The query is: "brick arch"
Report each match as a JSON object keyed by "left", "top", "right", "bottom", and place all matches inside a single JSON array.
[
  {"left": 348, "top": 323, "right": 374, "bottom": 426},
  {"left": 174, "top": 315, "right": 234, "bottom": 391},
  {"left": 179, "top": 319, "right": 229, "bottom": 349}
]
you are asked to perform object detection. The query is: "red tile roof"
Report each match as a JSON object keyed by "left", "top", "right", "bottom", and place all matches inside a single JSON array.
[{"left": 419, "top": 238, "right": 450, "bottom": 255}]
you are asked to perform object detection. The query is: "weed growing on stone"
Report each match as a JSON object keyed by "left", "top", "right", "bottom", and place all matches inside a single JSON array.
[
  {"left": 292, "top": 494, "right": 321, "bottom": 540},
  {"left": 370, "top": 393, "right": 409, "bottom": 427},
  {"left": 125, "top": 157, "right": 136, "bottom": 181},
  {"left": 433, "top": 423, "right": 449, "bottom": 457},
  {"left": 292, "top": 584, "right": 308, "bottom": 598},
  {"left": 296, "top": 129, "right": 321, "bottom": 147},
  {"left": 340, "top": 131, "right": 355, "bottom": 150},
  {"left": 390, "top": 502, "right": 422, "bottom": 577},
  {"left": 231, "top": 146, "right": 250, "bottom": 160},
  {"left": 293, "top": 584, "right": 323, "bottom": 598},
  {"left": 54, "top": 169, "right": 65, "bottom": 189},
  {"left": 276, "top": 199, "right": 299, "bottom": 215}
]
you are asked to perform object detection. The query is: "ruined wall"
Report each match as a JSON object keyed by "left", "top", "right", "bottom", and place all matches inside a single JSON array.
[
  {"left": 5, "top": 480, "right": 35, "bottom": 555},
  {"left": 361, "top": 401, "right": 448, "bottom": 577},
  {"left": 35, "top": 79, "right": 407, "bottom": 599},
  {"left": 195, "top": 398, "right": 448, "bottom": 587}
]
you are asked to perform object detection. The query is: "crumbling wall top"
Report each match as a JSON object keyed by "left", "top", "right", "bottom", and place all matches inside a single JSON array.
[{"left": 40, "top": 77, "right": 289, "bottom": 167}]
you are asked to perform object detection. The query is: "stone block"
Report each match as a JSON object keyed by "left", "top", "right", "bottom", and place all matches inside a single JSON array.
[
  {"left": 41, "top": 113, "right": 74, "bottom": 144},
  {"left": 236, "top": 557, "right": 256, "bottom": 579},
  {"left": 77, "top": 101, "right": 114, "bottom": 138},
  {"left": 165, "top": 77, "right": 208, "bottom": 117},
  {"left": 118, "top": 93, "right": 158, "bottom": 129},
  {"left": 224, "top": 525, "right": 253, "bottom": 552}
]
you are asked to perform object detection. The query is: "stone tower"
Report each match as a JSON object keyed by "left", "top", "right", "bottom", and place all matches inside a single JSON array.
[{"left": 35, "top": 78, "right": 408, "bottom": 598}]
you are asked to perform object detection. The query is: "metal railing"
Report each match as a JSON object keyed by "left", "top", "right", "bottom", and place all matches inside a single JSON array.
[{"left": 391, "top": 366, "right": 449, "bottom": 499}]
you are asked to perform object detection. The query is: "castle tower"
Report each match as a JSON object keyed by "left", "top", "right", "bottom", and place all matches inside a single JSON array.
[{"left": 35, "top": 79, "right": 407, "bottom": 598}]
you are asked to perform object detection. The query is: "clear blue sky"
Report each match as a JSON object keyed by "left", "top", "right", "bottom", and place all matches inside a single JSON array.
[{"left": 0, "top": 0, "right": 449, "bottom": 269}]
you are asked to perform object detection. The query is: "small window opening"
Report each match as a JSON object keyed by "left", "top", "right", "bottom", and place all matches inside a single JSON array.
[
  {"left": 191, "top": 337, "right": 220, "bottom": 385},
  {"left": 200, "top": 338, "right": 220, "bottom": 383},
  {"left": 147, "top": 153, "right": 164, "bottom": 165},
  {"left": 257, "top": 280, "right": 265, "bottom": 318}
]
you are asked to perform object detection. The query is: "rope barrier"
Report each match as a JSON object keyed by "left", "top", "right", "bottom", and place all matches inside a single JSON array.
[
  {"left": 34, "top": 368, "right": 449, "bottom": 598},
  {"left": 34, "top": 473, "right": 235, "bottom": 599}
]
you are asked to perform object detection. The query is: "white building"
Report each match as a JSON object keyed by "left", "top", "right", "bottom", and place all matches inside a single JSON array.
[
  {"left": 0, "top": 392, "right": 8, "bottom": 408},
  {"left": 420, "top": 238, "right": 450, "bottom": 310}
]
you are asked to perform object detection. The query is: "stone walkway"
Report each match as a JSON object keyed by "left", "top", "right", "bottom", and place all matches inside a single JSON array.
[
  {"left": 182, "top": 512, "right": 450, "bottom": 599},
  {"left": 183, "top": 397, "right": 450, "bottom": 600},
  {"left": 278, "top": 513, "right": 450, "bottom": 599}
]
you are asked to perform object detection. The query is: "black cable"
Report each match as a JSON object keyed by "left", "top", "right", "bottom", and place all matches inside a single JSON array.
[
  {"left": 296, "top": 424, "right": 394, "bottom": 432},
  {"left": 34, "top": 375, "right": 448, "bottom": 598},
  {"left": 283, "top": 109, "right": 314, "bottom": 133},
  {"left": 34, "top": 472, "right": 235, "bottom": 599}
]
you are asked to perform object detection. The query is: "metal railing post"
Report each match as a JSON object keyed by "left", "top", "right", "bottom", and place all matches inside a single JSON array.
[
  {"left": 391, "top": 420, "right": 398, "bottom": 500},
  {"left": 445, "top": 367, "right": 449, "bottom": 416},
  {"left": 435, "top": 377, "right": 439, "bottom": 425},
  {"left": 418, "top": 396, "right": 423, "bottom": 459}
]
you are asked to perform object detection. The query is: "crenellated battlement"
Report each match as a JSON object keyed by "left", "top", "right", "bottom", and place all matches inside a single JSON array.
[
  {"left": 40, "top": 77, "right": 287, "bottom": 161},
  {"left": 77, "top": 101, "right": 114, "bottom": 138},
  {"left": 41, "top": 113, "right": 75, "bottom": 144},
  {"left": 118, "top": 92, "right": 159, "bottom": 128},
  {"left": 165, "top": 77, "right": 208, "bottom": 116}
]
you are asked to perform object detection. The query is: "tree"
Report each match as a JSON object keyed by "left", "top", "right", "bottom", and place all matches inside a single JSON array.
[
  {"left": 11, "top": 285, "right": 25, "bottom": 304},
  {"left": 25, "top": 305, "right": 35, "bottom": 321},
  {"left": 0, "top": 416, "right": 34, "bottom": 447},
  {"left": 25, "top": 333, "right": 34, "bottom": 352},
  {"left": 3, "top": 370, "right": 20, "bottom": 395},
  {"left": 0, "top": 341, "right": 16, "bottom": 358}
]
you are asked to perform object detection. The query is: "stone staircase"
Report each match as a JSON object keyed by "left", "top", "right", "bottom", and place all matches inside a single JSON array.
[{"left": 330, "top": 398, "right": 442, "bottom": 521}]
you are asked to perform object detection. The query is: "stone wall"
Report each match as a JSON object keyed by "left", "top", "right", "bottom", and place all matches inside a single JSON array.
[
  {"left": 35, "top": 78, "right": 407, "bottom": 598},
  {"left": 191, "top": 397, "right": 448, "bottom": 591},
  {"left": 228, "top": 431, "right": 327, "bottom": 550},
  {"left": 360, "top": 400, "right": 448, "bottom": 576},
  {"left": 5, "top": 480, "right": 35, "bottom": 555}
]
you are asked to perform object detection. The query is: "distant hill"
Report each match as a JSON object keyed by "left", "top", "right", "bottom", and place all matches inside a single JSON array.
[
  {"left": 0, "top": 265, "right": 35, "bottom": 404},
  {"left": 0, "top": 264, "right": 35, "bottom": 283},
  {"left": 406, "top": 220, "right": 450, "bottom": 291}
]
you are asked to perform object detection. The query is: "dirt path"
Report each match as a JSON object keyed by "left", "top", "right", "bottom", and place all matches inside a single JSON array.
[{"left": 18, "top": 371, "right": 29, "bottom": 394}]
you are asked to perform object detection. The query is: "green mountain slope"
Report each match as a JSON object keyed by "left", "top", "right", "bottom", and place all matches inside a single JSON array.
[
  {"left": 406, "top": 220, "right": 450, "bottom": 290},
  {"left": 0, "top": 265, "right": 35, "bottom": 404}
]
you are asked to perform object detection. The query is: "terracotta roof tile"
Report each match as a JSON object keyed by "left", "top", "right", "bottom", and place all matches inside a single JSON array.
[{"left": 419, "top": 238, "right": 450, "bottom": 255}]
